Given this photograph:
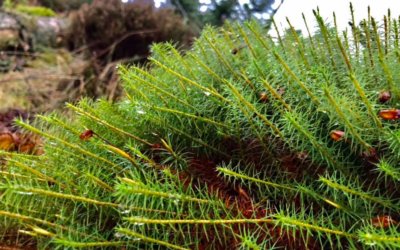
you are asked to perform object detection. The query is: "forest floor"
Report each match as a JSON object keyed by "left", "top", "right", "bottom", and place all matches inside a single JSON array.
[{"left": 0, "top": 48, "right": 86, "bottom": 112}]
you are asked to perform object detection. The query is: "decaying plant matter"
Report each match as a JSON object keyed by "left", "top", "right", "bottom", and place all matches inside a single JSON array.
[
  {"left": 66, "top": 0, "right": 193, "bottom": 62},
  {"left": 0, "top": 109, "right": 42, "bottom": 155},
  {"left": 0, "top": 4, "right": 399, "bottom": 249},
  {"left": 62, "top": 0, "right": 194, "bottom": 100}
]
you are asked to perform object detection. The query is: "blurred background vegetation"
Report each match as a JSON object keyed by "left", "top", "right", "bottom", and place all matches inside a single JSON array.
[{"left": 0, "top": 0, "right": 282, "bottom": 113}]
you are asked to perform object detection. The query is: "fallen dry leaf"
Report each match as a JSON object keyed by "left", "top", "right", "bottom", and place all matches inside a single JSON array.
[{"left": 0, "top": 133, "right": 15, "bottom": 151}]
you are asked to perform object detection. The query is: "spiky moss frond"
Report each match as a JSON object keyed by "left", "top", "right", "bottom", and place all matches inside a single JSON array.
[{"left": 1, "top": 4, "right": 400, "bottom": 249}]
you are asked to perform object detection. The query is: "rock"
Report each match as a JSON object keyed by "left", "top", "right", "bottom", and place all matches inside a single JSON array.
[
  {"left": 35, "top": 16, "right": 69, "bottom": 47},
  {"left": 0, "top": 10, "right": 70, "bottom": 51},
  {"left": 0, "top": 11, "right": 20, "bottom": 29},
  {"left": 0, "top": 11, "right": 21, "bottom": 49}
]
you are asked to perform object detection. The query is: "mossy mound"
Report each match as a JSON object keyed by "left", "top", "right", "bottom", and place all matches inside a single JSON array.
[{"left": 0, "top": 5, "right": 399, "bottom": 249}]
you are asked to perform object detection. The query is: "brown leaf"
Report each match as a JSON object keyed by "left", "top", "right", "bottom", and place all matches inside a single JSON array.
[
  {"left": 0, "top": 132, "right": 15, "bottom": 151},
  {"left": 79, "top": 130, "right": 94, "bottom": 141},
  {"left": 371, "top": 215, "right": 397, "bottom": 228},
  {"left": 16, "top": 133, "right": 43, "bottom": 155},
  {"left": 379, "top": 109, "right": 400, "bottom": 120},
  {"left": 330, "top": 130, "right": 345, "bottom": 141}
]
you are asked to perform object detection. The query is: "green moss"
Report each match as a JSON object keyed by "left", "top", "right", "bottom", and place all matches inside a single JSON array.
[
  {"left": 2, "top": 0, "right": 13, "bottom": 9},
  {"left": 14, "top": 5, "right": 56, "bottom": 17},
  {"left": 0, "top": 4, "right": 400, "bottom": 250}
]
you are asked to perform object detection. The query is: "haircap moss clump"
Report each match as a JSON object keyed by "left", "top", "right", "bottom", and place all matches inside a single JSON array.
[{"left": 0, "top": 4, "right": 400, "bottom": 249}]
